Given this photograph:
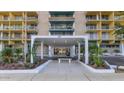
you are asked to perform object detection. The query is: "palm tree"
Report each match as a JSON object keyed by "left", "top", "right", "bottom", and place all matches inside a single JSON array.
[
  {"left": 114, "top": 11, "right": 124, "bottom": 39},
  {"left": 114, "top": 11, "right": 124, "bottom": 55},
  {"left": 114, "top": 23, "right": 124, "bottom": 39}
]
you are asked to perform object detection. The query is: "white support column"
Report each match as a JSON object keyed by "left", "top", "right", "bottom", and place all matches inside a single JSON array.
[
  {"left": 78, "top": 42, "right": 81, "bottom": 61},
  {"left": 41, "top": 42, "right": 44, "bottom": 59},
  {"left": 120, "top": 42, "right": 124, "bottom": 56},
  {"left": 49, "top": 46, "right": 52, "bottom": 57},
  {"left": 85, "top": 38, "right": 89, "bottom": 64},
  {"left": 0, "top": 32, "right": 3, "bottom": 51},
  {"left": 0, "top": 42, "right": 3, "bottom": 52},
  {"left": 51, "top": 46, "right": 54, "bottom": 56},
  {"left": 70, "top": 45, "right": 76, "bottom": 57},
  {"left": 72, "top": 45, "right": 76, "bottom": 57},
  {"left": 31, "top": 38, "right": 34, "bottom": 63}
]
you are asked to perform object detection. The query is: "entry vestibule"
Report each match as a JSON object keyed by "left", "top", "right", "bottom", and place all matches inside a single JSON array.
[{"left": 31, "top": 35, "right": 89, "bottom": 64}]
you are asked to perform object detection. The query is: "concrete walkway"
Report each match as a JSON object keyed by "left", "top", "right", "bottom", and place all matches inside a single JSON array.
[
  {"left": 32, "top": 60, "right": 91, "bottom": 81},
  {"left": 1, "top": 60, "right": 124, "bottom": 81}
]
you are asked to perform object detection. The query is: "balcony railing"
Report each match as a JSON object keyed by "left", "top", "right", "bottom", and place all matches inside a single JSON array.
[
  {"left": 101, "top": 26, "right": 114, "bottom": 30},
  {"left": 102, "top": 35, "right": 109, "bottom": 40},
  {"left": 26, "top": 17, "right": 38, "bottom": 21},
  {"left": 0, "top": 26, "right": 37, "bottom": 31},
  {"left": 3, "top": 27, "right": 9, "bottom": 30},
  {"left": 27, "top": 35, "right": 31, "bottom": 39},
  {"left": 49, "top": 27, "right": 74, "bottom": 32},
  {"left": 1, "top": 36, "right": 9, "bottom": 40},
  {"left": 49, "top": 17, "right": 74, "bottom": 22},
  {"left": 86, "top": 18, "right": 98, "bottom": 21},
  {"left": 88, "top": 36, "right": 98, "bottom": 40},
  {"left": 88, "top": 34, "right": 98, "bottom": 40},
  {"left": 10, "top": 35, "right": 22, "bottom": 39},
  {"left": 0, "top": 17, "right": 38, "bottom": 21},
  {"left": 26, "top": 26, "right": 37, "bottom": 30},
  {"left": 86, "top": 26, "right": 97, "bottom": 30},
  {"left": 11, "top": 17, "right": 24, "bottom": 21},
  {"left": 114, "top": 16, "right": 124, "bottom": 20},
  {"left": 2, "top": 17, "right": 10, "bottom": 21}
]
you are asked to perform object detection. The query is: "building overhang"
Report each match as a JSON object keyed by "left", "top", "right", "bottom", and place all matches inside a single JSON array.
[
  {"left": 31, "top": 35, "right": 88, "bottom": 46},
  {"left": 30, "top": 35, "right": 89, "bottom": 64}
]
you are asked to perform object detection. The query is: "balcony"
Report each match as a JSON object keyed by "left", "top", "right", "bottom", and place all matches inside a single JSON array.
[
  {"left": 114, "top": 16, "right": 124, "bottom": 21},
  {"left": 86, "top": 15, "right": 98, "bottom": 21},
  {"left": 10, "top": 36, "right": 22, "bottom": 40},
  {"left": 49, "top": 17, "right": 74, "bottom": 22},
  {"left": 88, "top": 36, "right": 98, "bottom": 40},
  {"left": 3, "top": 26, "right": 9, "bottom": 30},
  {"left": 49, "top": 11, "right": 73, "bottom": 15},
  {"left": 1, "top": 36, "right": 9, "bottom": 40},
  {"left": 86, "top": 26, "right": 98, "bottom": 31},
  {"left": 26, "top": 17, "right": 38, "bottom": 21},
  {"left": 0, "top": 17, "right": 10, "bottom": 21},
  {"left": 27, "top": 35, "right": 32, "bottom": 39},
  {"left": 50, "top": 31, "right": 73, "bottom": 36},
  {"left": 26, "top": 26, "right": 37, "bottom": 31},
  {"left": 102, "top": 35, "right": 109, "bottom": 40},
  {"left": 10, "top": 26, "right": 23, "bottom": 30},
  {"left": 86, "top": 18, "right": 98, "bottom": 21},
  {"left": 49, "top": 26, "right": 74, "bottom": 32},
  {"left": 101, "top": 26, "right": 113, "bottom": 30},
  {"left": 11, "top": 17, "right": 24, "bottom": 21},
  {"left": 88, "top": 33, "right": 98, "bottom": 40}
]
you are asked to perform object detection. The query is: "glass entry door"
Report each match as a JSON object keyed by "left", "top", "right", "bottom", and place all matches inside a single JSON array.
[{"left": 54, "top": 47, "right": 70, "bottom": 57}]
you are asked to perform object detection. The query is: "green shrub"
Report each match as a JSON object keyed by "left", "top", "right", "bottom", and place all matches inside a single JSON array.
[
  {"left": 113, "top": 49, "right": 120, "bottom": 53},
  {"left": 89, "top": 44, "right": 104, "bottom": 67},
  {"left": 102, "top": 49, "right": 108, "bottom": 53},
  {"left": 1, "top": 48, "right": 14, "bottom": 63},
  {"left": 14, "top": 48, "right": 23, "bottom": 61}
]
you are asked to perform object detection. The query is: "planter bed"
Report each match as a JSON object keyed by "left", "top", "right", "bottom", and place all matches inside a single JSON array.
[
  {"left": 0, "top": 60, "right": 51, "bottom": 74},
  {"left": 79, "top": 61, "right": 115, "bottom": 73},
  {"left": 88, "top": 62, "right": 110, "bottom": 69},
  {"left": 0, "top": 59, "right": 47, "bottom": 70}
]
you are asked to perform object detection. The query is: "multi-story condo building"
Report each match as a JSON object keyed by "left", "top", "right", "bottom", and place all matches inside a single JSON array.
[
  {"left": 0, "top": 11, "right": 124, "bottom": 63},
  {"left": 0, "top": 12, "right": 38, "bottom": 52}
]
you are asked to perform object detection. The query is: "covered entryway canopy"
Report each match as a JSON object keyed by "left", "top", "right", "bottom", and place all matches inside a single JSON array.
[{"left": 30, "top": 35, "right": 89, "bottom": 64}]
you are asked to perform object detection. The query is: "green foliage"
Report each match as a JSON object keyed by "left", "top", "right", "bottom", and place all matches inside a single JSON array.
[
  {"left": 1, "top": 48, "right": 14, "bottom": 63},
  {"left": 89, "top": 44, "right": 104, "bottom": 67},
  {"left": 114, "top": 17, "right": 124, "bottom": 39},
  {"left": 113, "top": 49, "right": 120, "bottom": 53},
  {"left": 102, "top": 49, "right": 108, "bottom": 53},
  {"left": 80, "top": 47, "right": 84, "bottom": 53},
  {"left": 115, "top": 23, "right": 124, "bottom": 35},
  {"left": 26, "top": 44, "right": 38, "bottom": 63},
  {"left": 14, "top": 48, "right": 23, "bottom": 61}
]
